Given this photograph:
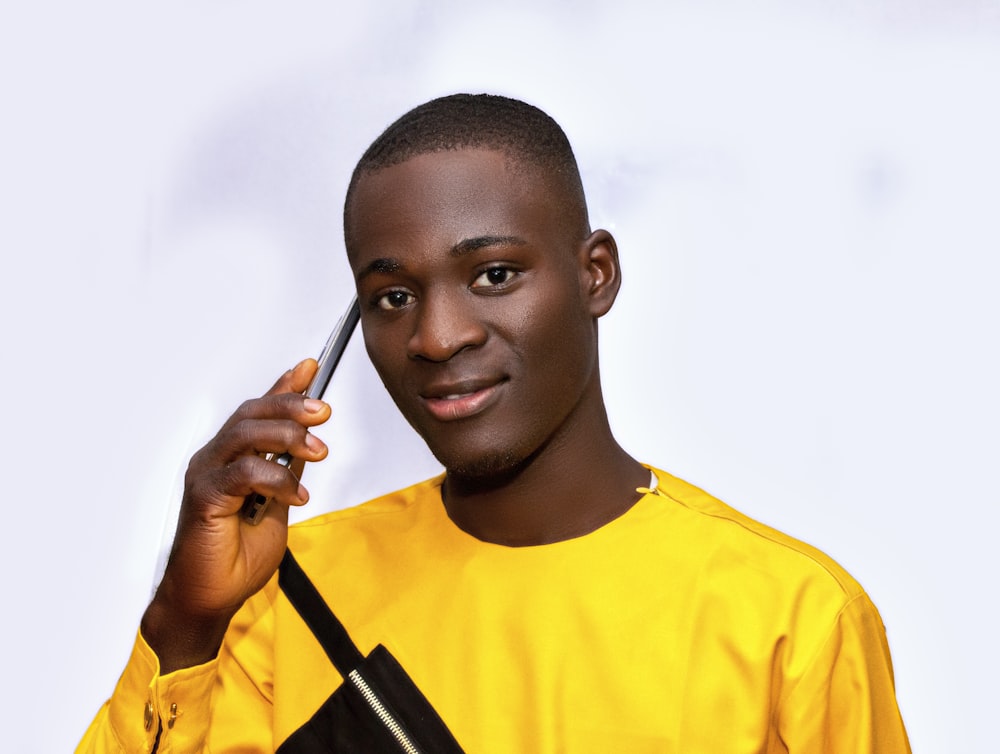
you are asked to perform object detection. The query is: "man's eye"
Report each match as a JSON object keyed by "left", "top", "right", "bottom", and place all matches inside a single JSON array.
[
  {"left": 471, "top": 267, "right": 516, "bottom": 288},
  {"left": 376, "top": 290, "right": 415, "bottom": 310}
]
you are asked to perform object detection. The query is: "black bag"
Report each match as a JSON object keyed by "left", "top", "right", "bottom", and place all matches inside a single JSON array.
[{"left": 276, "top": 549, "right": 466, "bottom": 754}]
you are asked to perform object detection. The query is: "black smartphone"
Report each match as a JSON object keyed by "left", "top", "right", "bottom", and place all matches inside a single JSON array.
[{"left": 241, "top": 296, "right": 361, "bottom": 524}]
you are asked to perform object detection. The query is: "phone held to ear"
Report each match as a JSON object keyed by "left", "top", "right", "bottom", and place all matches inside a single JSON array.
[{"left": 241, "top": 296, "right": 361, "bottom": 525}]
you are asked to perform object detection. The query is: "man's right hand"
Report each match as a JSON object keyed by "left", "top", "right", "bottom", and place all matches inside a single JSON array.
[{"left": 140, "top": 359, "right": 331, "bottom": 673}]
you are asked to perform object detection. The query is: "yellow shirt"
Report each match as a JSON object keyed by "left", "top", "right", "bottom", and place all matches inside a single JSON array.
[{"left": 79, "top": 467, "right": 910, "bottom": 753}]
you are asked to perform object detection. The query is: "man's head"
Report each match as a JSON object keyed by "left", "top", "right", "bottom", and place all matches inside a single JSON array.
[{"left": 343, "top": 94, "right": 621, "bottom": 483}]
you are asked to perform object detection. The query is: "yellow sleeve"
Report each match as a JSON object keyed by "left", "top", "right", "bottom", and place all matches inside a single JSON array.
[
  {"left": 77, "top": 580, "right": 280, "bottom": 753},
  {"left": 77, "top": 597, "right": 281, "bottom": 753},
  {"left": 778, "top": 593, "right": 911, "bottom": 753},
  {"left": 75, "top": 631, "right": 217, "bottom": 754}
]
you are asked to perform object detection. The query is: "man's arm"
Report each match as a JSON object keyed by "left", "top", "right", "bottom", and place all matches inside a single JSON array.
[
  {"left": 77, "top": 359, "right": 331, "bottom": 752},
  {"left": 779, "top": 593, "right": 911, "bottom": 753}
]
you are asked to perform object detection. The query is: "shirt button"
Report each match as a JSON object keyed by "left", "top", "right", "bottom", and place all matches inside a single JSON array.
[{"left": 143, "top": 699, "right": 155, "bottom": 731}]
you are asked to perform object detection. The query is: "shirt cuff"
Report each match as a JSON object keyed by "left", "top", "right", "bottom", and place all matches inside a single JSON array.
[{"left": 105, "top": 630, "right": 219, "bottom": 753}]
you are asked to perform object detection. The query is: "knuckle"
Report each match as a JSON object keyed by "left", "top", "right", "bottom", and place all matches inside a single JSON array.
[
  {"left": 237, "top": 454, "right": 293, "bottom": 490},
  {"left": 232, "top": 419, "right": 262, "bottom": 451},
  {"left": 236, "top": 397, "right": 258, "bottom": 417}
]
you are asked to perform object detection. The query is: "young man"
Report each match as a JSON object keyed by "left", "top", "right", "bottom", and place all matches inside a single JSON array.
[{"left": 79, "top": 94, "right": 910, "bottom": 752}]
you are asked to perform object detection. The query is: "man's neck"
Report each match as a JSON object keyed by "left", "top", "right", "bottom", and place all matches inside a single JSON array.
[{"left": 440, "top": 421, "right": 647, "bottom": 547}]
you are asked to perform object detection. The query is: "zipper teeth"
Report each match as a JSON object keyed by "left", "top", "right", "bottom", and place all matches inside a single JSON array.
[{"left": 348, "top": 669, "right": 423, "bottom": 754}]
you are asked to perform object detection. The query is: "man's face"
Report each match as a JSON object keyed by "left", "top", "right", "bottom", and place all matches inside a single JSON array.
[{"left": 345, "top": 148, "right": 605, "bottom": 479}]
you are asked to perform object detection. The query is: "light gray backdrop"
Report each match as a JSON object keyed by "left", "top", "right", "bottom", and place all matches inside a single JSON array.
[{"left": 2, "top": 1, "right": 997, "bottom": 751}]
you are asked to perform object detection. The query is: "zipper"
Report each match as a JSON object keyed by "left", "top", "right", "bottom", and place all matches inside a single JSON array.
[{"left": 348, "top": 669, "right": 423, "bottom": 754}]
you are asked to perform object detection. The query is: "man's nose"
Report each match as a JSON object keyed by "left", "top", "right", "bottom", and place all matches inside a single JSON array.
[{"left": 407, "top": 289, "right": 487, "bottom": 362}]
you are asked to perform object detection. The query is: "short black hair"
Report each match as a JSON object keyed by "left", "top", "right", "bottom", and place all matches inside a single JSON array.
[{"left": 344, "top": 93, "right": 588, "bottom": 231}]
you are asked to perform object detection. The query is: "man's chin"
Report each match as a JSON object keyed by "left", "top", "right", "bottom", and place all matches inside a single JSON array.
[{"left": 436, "top": 448, "right": 528, "bottom": 488}]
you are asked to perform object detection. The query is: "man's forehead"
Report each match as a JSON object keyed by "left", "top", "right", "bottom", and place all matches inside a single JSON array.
[
  {"left": 344, "top": 145, "right": 587, "bottom": 262},
  {"left": 345, "top": 149, "right": 551, "bottom": 235}
]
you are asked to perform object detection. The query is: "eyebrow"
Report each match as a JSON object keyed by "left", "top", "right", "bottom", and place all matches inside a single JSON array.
[
  {"left": 356, "top": 235, "right": 528, "bottom": 282},
  {"left": 451, "top": 234, "right": 527, "bottom": 256},
  {"left": 356, "top": 257, "right": 402, "bottom": 282}
]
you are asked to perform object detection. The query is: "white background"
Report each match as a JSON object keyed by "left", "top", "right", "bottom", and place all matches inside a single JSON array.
[{"left": 2, "top": 1, "right": 998, "bottom": 751}]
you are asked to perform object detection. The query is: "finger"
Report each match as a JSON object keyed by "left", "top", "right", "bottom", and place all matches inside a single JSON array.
[
  {"left": 230, "top": 418, "right": 329, "bottom": 462},
  {"left": 217, "top": 392, "right": 331, "bottom": 440},
  {"left": 194, "top": 454, "right": 311, "bottom": 515},
  {"left": 254, "top": 456, "right": 311, "bottom": 526},
  {"left": 194, "top": 418, "right": 328, "bottom": 475},
  {"left": 264, "top": 358, "right": 318, "bottom": 398}
]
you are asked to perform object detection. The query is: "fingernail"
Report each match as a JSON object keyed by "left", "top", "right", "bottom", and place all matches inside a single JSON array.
[
  {"left": 297, "top": 484, "right": 309, "bottom": 502},
  {"left": 304, "top": 399, "right": 324, "bottom": 413},
  {"left": 305, "top": 434, "right": 326, "bottom": 453}
]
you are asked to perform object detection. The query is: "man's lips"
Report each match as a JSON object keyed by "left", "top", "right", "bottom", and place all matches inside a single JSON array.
[{"left": 420, "top": 379, "right": 505, "bottom": 421}]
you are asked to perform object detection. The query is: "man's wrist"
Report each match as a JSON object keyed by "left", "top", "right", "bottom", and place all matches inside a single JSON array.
[{"left": 140, "top": 595, "right": 234, "bottom": 675}]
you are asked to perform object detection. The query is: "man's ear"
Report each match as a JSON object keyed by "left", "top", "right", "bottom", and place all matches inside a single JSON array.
[{"left": 578, "top": 229, "right": 622, "bottom": 317}]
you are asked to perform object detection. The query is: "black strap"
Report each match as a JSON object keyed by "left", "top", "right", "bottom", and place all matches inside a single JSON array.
[{"left": 278, "top": 548, "right": 365, "bottom": 674}]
